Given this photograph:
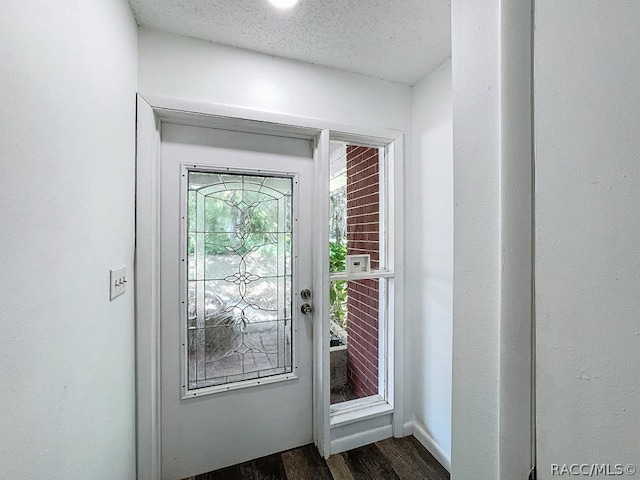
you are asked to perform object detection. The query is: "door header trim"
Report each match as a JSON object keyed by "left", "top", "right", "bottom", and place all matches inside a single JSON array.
[{"left": 139, "top": 93, "right": 402, "bottom": 144}]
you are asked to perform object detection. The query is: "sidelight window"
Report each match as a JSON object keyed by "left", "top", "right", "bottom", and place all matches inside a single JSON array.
[{"left": 329, "top": 141, "right": 392, "bottom": 407}]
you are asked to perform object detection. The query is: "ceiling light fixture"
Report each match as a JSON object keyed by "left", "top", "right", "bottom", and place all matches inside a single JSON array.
[{"left": 269, "top": 0, "right": 298, "bottom": 9}]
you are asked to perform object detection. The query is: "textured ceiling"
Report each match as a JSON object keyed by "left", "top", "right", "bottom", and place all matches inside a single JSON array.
[{"left": 128, "top": 0, "right": 451, "bottom": 85}]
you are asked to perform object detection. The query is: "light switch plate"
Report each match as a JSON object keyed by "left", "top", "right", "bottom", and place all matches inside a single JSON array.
[{"left": 110, "top": 266, "right": 127, "bottom": 301}]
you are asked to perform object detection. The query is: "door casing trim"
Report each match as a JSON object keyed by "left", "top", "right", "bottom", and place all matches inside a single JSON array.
[{"left": 135, "top": 93, "right": 404, "bottom": 478}]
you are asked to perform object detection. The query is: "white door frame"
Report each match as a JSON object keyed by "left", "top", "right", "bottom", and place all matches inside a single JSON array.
[{"left": 135, "top": 93, "right": 404, "bottom": 479}]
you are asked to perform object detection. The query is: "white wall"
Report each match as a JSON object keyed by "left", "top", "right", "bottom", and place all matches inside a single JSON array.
[
  {"left": 138, "top": 28, "right": 411, "bottom": 132},
  {"left": 451, "top": 1, "right": 533, "bottom": 479},
  {"left": 535, "top": 2, "right": 640, "bottom": 477},
  {"left": 451, "top": 2, "right": 501, "bottom": 476},
  {"left": 0, "top": 1, "right": 138, "bottom": 479},
  {"left": 406, "top": 59, "right": 453, "bottom": 467}
]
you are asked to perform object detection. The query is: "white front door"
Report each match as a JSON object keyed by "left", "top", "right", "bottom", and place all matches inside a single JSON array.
[{"left": 159, "top": 123, "right": 315, "bottom": 479}]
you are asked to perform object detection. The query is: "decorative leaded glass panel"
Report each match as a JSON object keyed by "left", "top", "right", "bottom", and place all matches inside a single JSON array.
[{"left": 186, "top": 171, "right": 293, "bottom": 391}]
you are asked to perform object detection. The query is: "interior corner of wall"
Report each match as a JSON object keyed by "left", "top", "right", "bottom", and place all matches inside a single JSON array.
[{"left": 411, "top": 414, "right": 452, "bottom": 472}]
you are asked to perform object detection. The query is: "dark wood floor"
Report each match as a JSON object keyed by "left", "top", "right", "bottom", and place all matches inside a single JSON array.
[{"left": 185, "top": 436, "right": 450, "bottom": 480}]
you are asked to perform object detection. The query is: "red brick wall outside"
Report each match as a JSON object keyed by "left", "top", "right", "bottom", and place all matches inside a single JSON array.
[{"left": 346, "top": 145, "right": 379, "bottom": 398}]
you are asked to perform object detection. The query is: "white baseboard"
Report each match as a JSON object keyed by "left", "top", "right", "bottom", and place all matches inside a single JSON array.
[
  {"left": 406, "top": 417, "right": 451, "bottom": 472},
  {"left": 402, "top": 420, "right": 414, "bottom": 436},
  {"left": 330, "top": 424, "right": 393, "bottom": 455},
  {"left": 329, "top": 416, "right": 451, "bottom": 473}
]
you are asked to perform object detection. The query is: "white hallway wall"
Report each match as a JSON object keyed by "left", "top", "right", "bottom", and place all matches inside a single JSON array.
[
  {"left": 451, "top": 1, "right": 501, "bottom": 475},
  {"left": 451, "top": 0, "right": 533, "bottom": 478},
  {"left": 138, "top": 28, "right": 411, "bottom": 132},
  {"left": 535, "top": 1, "right": 640, "bottom": 477},
  {"left": 0, "top": 1, "right": 138, "bottom": 479},
  {"left": 407, "top": 58, "right": 453, "bottom": 467},
  {"left": 452, "top": 1, "right": 640, "bottom": 478}
]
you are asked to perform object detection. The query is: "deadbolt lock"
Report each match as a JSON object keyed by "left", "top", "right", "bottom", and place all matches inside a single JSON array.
[{"left": 300, "top": 289, "right": 312, "bottom": 300}]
